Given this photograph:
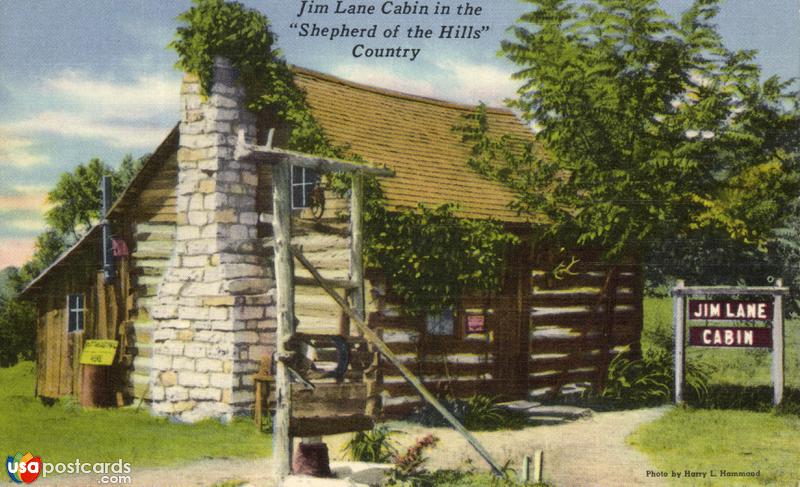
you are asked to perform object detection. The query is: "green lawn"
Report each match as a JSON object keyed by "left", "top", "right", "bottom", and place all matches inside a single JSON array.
[
  {"left": 629, "top": 407, "right": 800, "bottom": 486},
  {"left": 629, "top": 298, "right": 800, "bottom": 486},
  {"left": 0, "top": 361, "right": 271, "bottom": 468}
]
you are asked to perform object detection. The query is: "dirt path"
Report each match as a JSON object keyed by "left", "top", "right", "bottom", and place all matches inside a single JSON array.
[{"left": 35, "top": 406, "right": 669, "bottom": 487}]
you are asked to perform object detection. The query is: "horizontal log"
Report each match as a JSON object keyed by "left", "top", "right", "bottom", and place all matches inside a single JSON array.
[
  {"left": 529, "top": 351, "right": 615, "bottom": 372},
  {"left": 382, "top": 378, "right": 498, "bottom": 399},
  {"left": 295, "top": 275, "right": 357, "bottom": 290},
  {"left": 381, "top": 360, "right": 492, "bottom": 377},
  {"left": 531, "top": 272, "right": 638, "bottom": 290},
  {"left": 528, "top": 369, "right": 599, "bottom": 388},
  {"left": 530, "top": 308, "right": 638, "bottom": 327},
  {"left": 531, "top": 292, "right": 639, "bottom": 307},
  {"left": 290, "top": 333, "right": 369, "bottom": 347},
  {"left": 369, "top": 313, "right": 422, "bottom": 330},
  {"left": 289, "top": 414, "right": 374, "bottom": 437},
  {"left": 236, "top": 142, "right": 394, "bottom": 177},
  {"left": 386, "top": 340, "right": 492, "bottom": 355},
  {"left": 530, "top": 333, "right": 640, "bottom": 354}
]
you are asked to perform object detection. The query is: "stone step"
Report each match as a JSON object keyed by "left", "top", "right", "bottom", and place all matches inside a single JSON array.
[
  {"left": 497, "top": 400, "right": 542, "bottom": 412},
  {"left": 525, "top": 404, "right": 593, "bottom": 420},
  {"left": 526, "top": 415, "right": 567, "bottom": 425}
]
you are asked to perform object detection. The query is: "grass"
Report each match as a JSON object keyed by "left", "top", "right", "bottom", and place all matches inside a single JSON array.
[
  {"left": 628, "top": 298, "right": 800, "bottom": 485},
  {"left": 0, "top": 361, "right": 271, "bottom": 468},
  {"left": 629, "top": 407, "right": 800, "bottom": 486}
]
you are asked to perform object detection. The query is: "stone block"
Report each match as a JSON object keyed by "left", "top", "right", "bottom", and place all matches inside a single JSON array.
[
  {"left": 150, "top": 386, "right": 166, "bottom": 402},
  {"left": 153, "top": 329, "right": 177, "bottom": 342},
  {"left": 179, "top": 306, "right": 210, "bottom": 321},
  {"left": 160, "top": 370, "right": 178, "bottom": 387},
  {"left": 151, "top": 354, "right": 172, "bottom": 370},
  {"left": 173, "top": 356, "right": 195, "bottom": 371},
  {"left": 187, "top": 211, "right": 208, "bottom": 226},
  {"left": 180, "top": 255, "right": 210, "bottom": 268},
  {"left": 185, "top": 343, "right": 207, "bottom": 358},
  {"left": 210, "top": 372, "right": 234, "bottom": 389},
  {"left": 226, "top": 278, "right": 267, "bottom": 295},
  {"left": 208, "top": 307, "right": 229, "bottom": 321},
  {"left": 190, "top": 388, "right": 222, "bottom": 401},
  {"left": 179, "top": 371, "right": 209, "bottom": 388},
  {"left": 177, "top": 330, "right": 195, "bottom": 341},
  {"left": 151, "top": 304, "right": 178, "bottom": 320},
  {"left": 196, "top": 358, "right": 223, "bottom": 372},
  {"left": 166, "top": 386, "right": 189, "bottom": 402},
  {"left": 203, "top": 296, "right": 237, "bottom": 307}
]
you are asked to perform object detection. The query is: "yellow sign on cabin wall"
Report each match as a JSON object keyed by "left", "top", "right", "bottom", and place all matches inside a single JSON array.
[{"left": 79, "top": 340, "right": 119, "bottom": 366}]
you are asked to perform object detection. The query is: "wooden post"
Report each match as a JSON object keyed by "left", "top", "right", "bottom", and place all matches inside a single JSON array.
[
  {"left": 673, "top": 279, "right": 685, "bottom": 404},
  {"left": 520, "top": 455, "right": 530, "bottom": 483},
  {"left": 533, "top": 450, "right": 543, "bottom": 483},
  {"left": 350, "top": 172, "right": 365, "bottom": 325},
  {"left": 772, "top": 278, "right": 784, "bottom": 406},
  {"left": 272, "top": 160, "right": 295, "bottom": 482}
]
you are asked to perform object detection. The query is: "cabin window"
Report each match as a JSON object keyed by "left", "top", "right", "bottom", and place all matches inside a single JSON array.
[
  {"left": 291, "top": 166, "right": 320, "bottom": 209},
  {"left": 426, "top": 308, "right": 455, "bottom": 336},
  {"left": 67, "top": 294, "right": 84, "bottom": 333}
]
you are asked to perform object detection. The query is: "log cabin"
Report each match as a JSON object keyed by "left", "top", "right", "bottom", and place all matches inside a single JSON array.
[{"left": 19, "top": 58, "right": 643, "bottom": 423}]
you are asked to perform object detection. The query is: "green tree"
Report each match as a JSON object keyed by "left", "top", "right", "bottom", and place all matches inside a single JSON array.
[{"left": 465, "top": 0, "right": 799, "bottom": 278}]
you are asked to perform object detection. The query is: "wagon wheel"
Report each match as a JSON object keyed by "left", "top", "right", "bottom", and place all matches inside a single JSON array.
[{"left": 308, "top": 184, "right": 325, "bottom": 220}]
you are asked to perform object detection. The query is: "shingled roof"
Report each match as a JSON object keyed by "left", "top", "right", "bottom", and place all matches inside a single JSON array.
[{"left": 292, "top": 67, "right": 532, "bottom": 223}]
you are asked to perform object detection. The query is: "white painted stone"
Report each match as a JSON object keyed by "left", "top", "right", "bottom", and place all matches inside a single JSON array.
[
  {"left": 196, "top": 358, "right": 223, "bottom": 372},
  {"left": 184, "top": 343, "right": 208, "bottom": 358},
  {"left": 166, "top": 386, "right": 189, "bottom": 402},
  {"left": 173, "top": 356, "right": 195, "bottom": 371},
  {"left": 178, "top": 371, "right": 210, "bottom": 388},
  {"left": 190, "top": 387, "right": 222, "bottom": 401}
]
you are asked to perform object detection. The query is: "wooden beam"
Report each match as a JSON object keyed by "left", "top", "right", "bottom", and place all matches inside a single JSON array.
[
  {"left": 672, "top": 285, "right": 790, "bottom": 296},
  {"left": 673, "top": 280, "right": 685, "bottom": 404},
  {"left": 272, "top": 160, "right": 294, "bottom": 481},
  {"left": 235, "top": 131, "right": 394, "bottom": 177},
  {"left": 291, "top": 247, "right": 505, "bottom": 477},
  {"left": 773, "top": 278, "right": 784, "bottom": 406},
  {"left": 349, "top": 172, "right": 365, "bottom": 333}
]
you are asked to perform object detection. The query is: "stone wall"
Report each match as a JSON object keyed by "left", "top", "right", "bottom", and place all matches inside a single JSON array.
[{"left": 149, "top": 58, "right": 276, "bottom": 422}]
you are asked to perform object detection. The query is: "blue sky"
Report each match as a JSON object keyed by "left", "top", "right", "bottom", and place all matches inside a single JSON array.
[{"left": 0, "top": 0, "right": 798, "bottom": 268}]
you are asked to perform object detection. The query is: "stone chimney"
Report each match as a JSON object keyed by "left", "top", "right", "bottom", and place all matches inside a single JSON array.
[{"left": 150, "top": 58, "right": 276, "bottom": 422}]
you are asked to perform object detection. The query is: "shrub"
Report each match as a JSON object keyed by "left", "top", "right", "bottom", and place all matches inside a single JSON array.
[
  {"left": 408, "top": 395, "right": 527, "bottom": 431},
  {"left": 342, "top": 424, "right": 398, "bottom": 463}
]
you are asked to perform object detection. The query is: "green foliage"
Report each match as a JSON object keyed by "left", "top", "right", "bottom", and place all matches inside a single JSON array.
[
  {"left": 45, "top": 158, "right": 120, "bottom": 240},
  {"left": 343, "top": 424, "right": 399, "bottom": 463},
  {"left": 171, "top": 0, "right": 335, "bottom": 158},
  {"left": 0, "top": 297, "right": 36, "bottom": 367},
  {"left": 408, "top": 395, "right": 527, "bottom": 431},
  {"left": 464, "top": 0, "right": 799, "bottom": 270},
  {"left": 367, "top": 202, "right": 518, "bottom": 316}
]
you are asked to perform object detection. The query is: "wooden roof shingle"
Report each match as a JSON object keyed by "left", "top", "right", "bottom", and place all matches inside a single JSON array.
[{"left": 292, "top": 67, "right": 532, "bottom": 223}]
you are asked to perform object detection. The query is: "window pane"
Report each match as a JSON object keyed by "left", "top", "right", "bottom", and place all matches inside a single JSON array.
[
  {"left": 426, "top": 309, "right": 454, "bottom": 336},
  {"left": 292, "top": 184, "right": 305, "bottom": 208},
  {"left": 292, "top": 165, "right": 303, "bottom": 182}
]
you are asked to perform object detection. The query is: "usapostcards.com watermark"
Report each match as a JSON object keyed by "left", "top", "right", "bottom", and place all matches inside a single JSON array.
[{"left": 7, "top": 451, "right": 132, "bottom": 484}]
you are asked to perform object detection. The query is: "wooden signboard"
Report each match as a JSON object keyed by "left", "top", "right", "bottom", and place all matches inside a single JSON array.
[
  {"left": 688, "top": 326, "right": 772, "bottom": 348},
  {"left": 688, "top": 300, "right": 773, "bottom": 321},
  {"left": 79, "top": 339, "right": 118, "bottom": 366},
  {"left": 465, "top": 313, "right": 486, "bottom": 335},
  {"left": 672, "top": 280, "right": 788, "bottom": 406}
]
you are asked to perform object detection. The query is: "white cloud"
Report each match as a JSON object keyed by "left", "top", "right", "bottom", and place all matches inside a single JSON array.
[
  {"left": 44, "top": 70, "right": 179, "bottom": 120},
  {"left": 330, "top": 58, "right": 520, "bottom": 107},
  {"left": 8, "top": 218, "right": 46, "bottom": 232},
  {"left": 2, "top": 111, "right": 169, "bottom": 149},
  {"left": 1, "top": 70, "right": 179, "bottom": 152},
  {"left": 433, "top": 60, "right": 519, "bottom": 106},
  {"left": 0, "top": 132, "right": 49, "bottom": 167}
]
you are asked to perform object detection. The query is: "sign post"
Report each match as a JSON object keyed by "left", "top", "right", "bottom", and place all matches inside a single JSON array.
[{"left": 672, "top": 279, "right": 788, "bottom": 406}]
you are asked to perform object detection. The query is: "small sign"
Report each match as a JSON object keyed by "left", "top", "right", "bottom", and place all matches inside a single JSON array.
[
  {"left": 688, "top": 300, "right": 772, "bottom": 321},
  {"left": 79, "top": 339, "right": 119, "bottom": 366},
  {"left": 465, "top": 314, "right": 486, "bottom": 334},
  {"left": 689, "top": 327, "right": 772, "bottom": 348}
]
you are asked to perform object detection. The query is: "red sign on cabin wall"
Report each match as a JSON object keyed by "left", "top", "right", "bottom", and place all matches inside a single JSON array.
[
  {"left": 689, "top": 326, "right": 772, "bottom": 348},
  {"left": 465, "top": 314, "right": 485, "bottom": 334},
  {"left": 688, "top": 300, "right": 772, "bottom": 321}
]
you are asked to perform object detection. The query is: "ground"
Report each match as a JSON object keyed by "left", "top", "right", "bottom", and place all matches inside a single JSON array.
[{"left": 31, "top": 408, "right": 668, "bottom": 486}]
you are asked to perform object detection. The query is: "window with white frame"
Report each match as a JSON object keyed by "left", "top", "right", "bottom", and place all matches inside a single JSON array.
[
  {"left": 291, "top": 166, "right": 321, "bottom": 209},
  {"left": 426, "top": 308, "right": 455, "bottom": 336},
  {"left": 67, "top": 294, "right": 84, "bottom": 333}
]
